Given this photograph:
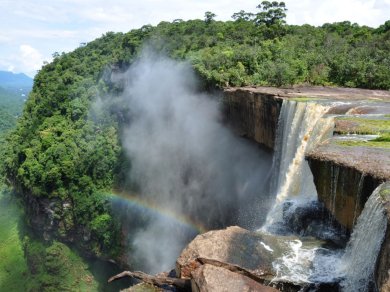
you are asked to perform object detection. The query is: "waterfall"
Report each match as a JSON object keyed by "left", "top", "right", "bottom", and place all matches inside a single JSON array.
[
  {"left": 340, "top": 184, "right": 387, "bottom": 292},
  {"left": 264, "top": 100, "right": 333, "bottom": 228},
  {"left": 258, "top": 98, "right": 387, "bottom": 290}
]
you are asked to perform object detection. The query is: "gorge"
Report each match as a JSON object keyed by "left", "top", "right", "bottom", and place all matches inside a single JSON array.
[
  {"left": 1, "top": 15, "right": 390, "bottom": 290},
  {"left": 3, "top": 55, "right": 389, "bottom": 291}
]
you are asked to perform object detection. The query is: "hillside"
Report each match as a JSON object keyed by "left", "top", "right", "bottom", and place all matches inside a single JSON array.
[
  {"left": 0, "top": 87, "right": 25, "bottom": 133},
  {"left": 2, "top": 2, "right": 390, "bottom": 260},
  {"left": 0, "top": 71, "right": 32, "bottom": 133}
]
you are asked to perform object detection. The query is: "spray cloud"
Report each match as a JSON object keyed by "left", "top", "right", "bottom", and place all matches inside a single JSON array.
[{"left": 108, "top": 50, "right": 272, "bottom": 273}]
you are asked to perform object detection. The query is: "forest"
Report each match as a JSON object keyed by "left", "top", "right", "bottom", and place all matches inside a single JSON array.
[{"left": 1, "top": 2, "right": 390, "bottom": 280}]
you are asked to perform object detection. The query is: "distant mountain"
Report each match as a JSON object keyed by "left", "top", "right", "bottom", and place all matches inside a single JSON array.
[{"left": 0, "top": 71, "right": 33, "bottom": 96}]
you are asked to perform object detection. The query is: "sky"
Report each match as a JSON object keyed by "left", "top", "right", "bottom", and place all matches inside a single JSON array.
[{"left": 0, "top": 0, "right": 389, "bottom": 77}]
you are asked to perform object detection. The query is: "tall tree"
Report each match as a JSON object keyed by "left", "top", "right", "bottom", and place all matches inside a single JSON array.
[
  {"left": 204, "top": 11, "right": 216, "bottom": 24},
  {"left": 255, "top": 1, "right": 287, "bottom": 26}
]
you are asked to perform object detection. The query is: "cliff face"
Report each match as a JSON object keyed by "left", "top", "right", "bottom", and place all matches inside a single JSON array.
[
  {"left": 222, "top": 87, "right": 389, "bottom": 232},
  {"left": 222, "top": 88, "right": 282, "bottom": 150},
  {"left": 307, "top": 157, "right": 385, "bottom": 230},
  {"left": 19, "top": 192, "right": 96, "bottom": 255},
  {"left": 307, "top": 145, "right": 389, "bottom": 230}
]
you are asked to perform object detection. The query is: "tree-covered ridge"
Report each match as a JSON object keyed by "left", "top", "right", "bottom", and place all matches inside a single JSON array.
[
  {"left": 2, "top": 34, "right": 125, "bottom": 257},
  {"left": 0, "top": 87, "right": 25, "bottom": 133},
  {"left": 2, "top": 2, "right": 390, "bottom": 257}
]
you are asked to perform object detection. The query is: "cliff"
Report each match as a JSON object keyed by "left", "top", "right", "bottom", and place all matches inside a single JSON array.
[
  {"left": 307, "top": 145, "right": 389, "bottom": 230},
  {"left": 221, "top": 86, "right": 390, "bottom": 291},
  {"left": 223, "top": 88, "right": 282, "bottom": 150},
  {"left": 222, "top": 86, "right": 390, "bottom": 231}
]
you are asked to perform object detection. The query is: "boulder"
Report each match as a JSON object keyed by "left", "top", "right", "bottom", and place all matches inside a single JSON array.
[
  {"left": 175, "top": 226, "right": 276, "bottom": 279},
  {"left": 191, "top": 264, "right": 278, "bottom": 292}
]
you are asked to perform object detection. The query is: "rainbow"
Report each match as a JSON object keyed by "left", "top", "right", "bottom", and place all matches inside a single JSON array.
[{"left": 107, "top": 190, "right": 207, "bottom": 234}]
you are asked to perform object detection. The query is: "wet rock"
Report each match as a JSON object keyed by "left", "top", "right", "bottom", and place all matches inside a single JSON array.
[
  {"left": 175, "top": 226, "right": 275, "bottom": 279},
  {"left": 307, "top": 147, "right": 388, "bottom": 230},
  {"left": 191, "top": 264, "right": 278, "bottom": 292},
  {"left": 282, "top": 200, "right": 348, "bottom": 246}
]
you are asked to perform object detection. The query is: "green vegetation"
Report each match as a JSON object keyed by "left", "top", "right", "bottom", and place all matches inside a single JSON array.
[
  {"left": 336, "top": 139, "right": 390, "bottom": 148},
  {"left": 336, "top": 117, "right": 390, "bottom": 134},
  {"left": 380, "top": 185, "right": 390, "bottom": 200},
  {"left": 288, "top": 97, "right": 321, "bottom": 102},
  {"left": 1, "top": 1, "right": 390, "bottom": 260},
  {"left": 0, "top": 87, "right": 24, "bottom": 133},
  {"left": 0, "top": 189, "right": 131, "bottom": 292},
  {"left": 0, "top": 190, "right": 28, "bottom": 291},
  {"left": 0, "top": 188, "right": 98, "bottom": 292},
  {"left": 23, "top": 238, "right": 99, "bottom": 291},
  {"left": 335, "top": 116, "right": 390, "bottom": 148}
]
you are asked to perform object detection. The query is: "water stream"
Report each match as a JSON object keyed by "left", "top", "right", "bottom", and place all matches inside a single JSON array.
[
  {"left": 264, "top": 100, "right": 333, "bottom": 229},
  {"left": 260, "top": 99, "right": 387, "bottom": 291},
  {"left": 259, "top": 100, "right": 345, "bottom": 287},
  {"left": 340, "top": 184, "right": 387, "bottom": 292}
]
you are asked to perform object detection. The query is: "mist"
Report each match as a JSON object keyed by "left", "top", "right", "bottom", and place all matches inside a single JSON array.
[{"left": 107, "top": 50, "right": 272, "bottom": 273}]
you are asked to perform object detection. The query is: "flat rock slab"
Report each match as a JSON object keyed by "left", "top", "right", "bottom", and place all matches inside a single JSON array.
[
  {"left": 191, "top": 264, "right": 278, "bottom": 292},
  {"left": 307, "top": 142, "right": 390, "bottom": 181},
  {"left": 225, "top": 86, "right": 390, "bottom": 101}
]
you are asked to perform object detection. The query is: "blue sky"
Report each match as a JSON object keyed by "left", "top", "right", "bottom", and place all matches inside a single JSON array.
[{"left": 0, "top": 0, "right": 389, "bottom": 77}]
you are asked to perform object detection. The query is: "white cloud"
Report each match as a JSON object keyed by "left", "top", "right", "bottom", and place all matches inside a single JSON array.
[
  {"left": 7, "top": 65, "right": 15, "bottom": 72},
  {"left": 0, "top": 45, "right": 47, "bottom": 77},
  {"left": 20, "top": 44, "right": 45, "bottom": 72},
  {"left": 20, "top": 45, "right": 44, "bottom": 72},
  {"left": 286, "top": 0, "right": 389, "bottom": 26}
]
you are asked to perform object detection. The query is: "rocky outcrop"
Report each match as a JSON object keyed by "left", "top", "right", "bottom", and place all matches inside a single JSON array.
[
  {"left": 191, "top": 264, "right": 278, "bottom": 292},
  {"left": 307, "top": 145, "right": 388, "bottom": 230},
  {"left": 223, "top": 88, "right": 282, "bottom": 150},
  {"left": 21, "top": 193, "right": 77, "bottom": 241},
  {"left": 175, "top": 226, "right": 320, "bottom": 292},
  {"left": 376, "top": 183, "right": 390, "bottom": 292},
  {"left": 176, "top": 226, "right": 275, "bottom": 279},
  {"left": 18, "top": 192, "right": 104, "bottom": 259}
]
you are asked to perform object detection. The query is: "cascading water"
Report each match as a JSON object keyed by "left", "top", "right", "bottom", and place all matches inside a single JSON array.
[
  {"left": 340, "top": 184, "right": 387, "bottom": 292},
  {"left": 261, "top": 99, "right": 349, "bottom": 287},
  {"left": 262, "top": 99, "right": 387, "bottom": 290},
  {"left": 264, "top": 100, "right": 333, "bottom": 228}
]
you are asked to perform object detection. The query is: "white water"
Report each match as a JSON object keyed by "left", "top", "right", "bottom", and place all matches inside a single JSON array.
[
  {"left": 272, "top": 239, "right": 343, "bottom": 285},
  {"left": 264, "top": 100, "right": 333, "bottom": 227},
  {"left": 340, "top": 184, "right": 387, "bottom": 292},
  {"left": 261, "top": 99, "right": 387, "bottom": 289},
  {"left": 262, "top": 100, "right": 347, "bottom": 286}
]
